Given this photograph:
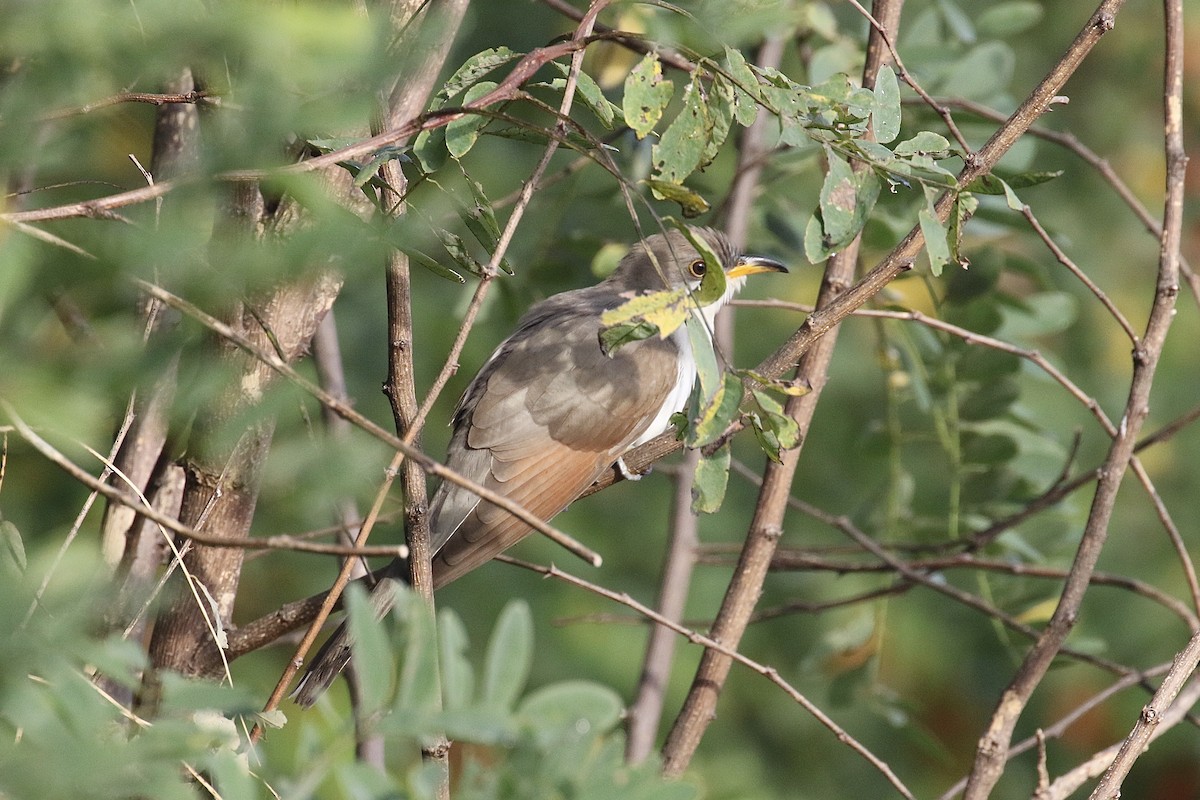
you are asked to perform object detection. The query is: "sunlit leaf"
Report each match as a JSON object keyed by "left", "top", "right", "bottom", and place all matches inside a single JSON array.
[
  {"left": 819, "top": 152, "right": 858, "bottom": 244},
  {"left": 724, "top": 46, "right": 761, "bottom": 126},
  {"left": 599, "top": 286, "right": 690, "bottom": 344},
  {"left": 688, "top": 371, "right": 742, "bottom": 448},
  {"left": 675, "top": 223, "right": 727, "bottom": 305},
  {"left": 653, "top": 75, "right": 711, "bottom": 185},
  {"left": 894, "top": 130, "right": 951, "bottom": 157},
  {"left": 623, "top": 52, "right": 674, "bottom": 138},
  {"left": 646, "top": 179, "right": 711, "bottom": 217},
  {"left": 872, "top": 64, "right": 901, "bottom": 144}
]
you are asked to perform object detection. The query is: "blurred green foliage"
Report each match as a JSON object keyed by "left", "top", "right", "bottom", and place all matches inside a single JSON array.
[{"left": 2, "top": 0, "right": 1199, "bottom": 798}]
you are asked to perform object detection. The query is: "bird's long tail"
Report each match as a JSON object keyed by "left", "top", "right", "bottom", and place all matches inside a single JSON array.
[{"left": 291, "top": 562, "right": 407, "bottom": 707}]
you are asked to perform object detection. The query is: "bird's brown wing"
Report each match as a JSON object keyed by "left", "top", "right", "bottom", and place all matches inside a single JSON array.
[{"left": 429, "top": 309, "right": 681, "bottom": 587}]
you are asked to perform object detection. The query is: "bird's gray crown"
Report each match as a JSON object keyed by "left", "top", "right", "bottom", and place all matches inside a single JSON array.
[{"left": 607, "top": 227, "right": 738, "bottom": 292}]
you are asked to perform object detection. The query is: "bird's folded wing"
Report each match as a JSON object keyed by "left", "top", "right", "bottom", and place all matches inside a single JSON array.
[{"left": 429, "top": 312, "right": 680, "bottom": 587}]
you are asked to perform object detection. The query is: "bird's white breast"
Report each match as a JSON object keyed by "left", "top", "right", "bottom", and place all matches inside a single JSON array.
[{"left": 628, "top": 276, "right": 742, "bottom": 448}]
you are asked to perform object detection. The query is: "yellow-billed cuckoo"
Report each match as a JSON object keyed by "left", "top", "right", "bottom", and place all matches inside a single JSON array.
[{"left": 293, "top": 227, "right": 786, "bottom": 706}]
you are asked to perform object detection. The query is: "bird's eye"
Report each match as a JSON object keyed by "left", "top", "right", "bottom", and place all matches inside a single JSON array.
[{"left": 688, "top": 259, "right": 707, "bottom": 279}]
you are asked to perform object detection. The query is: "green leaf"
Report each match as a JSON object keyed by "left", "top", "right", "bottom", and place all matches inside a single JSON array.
[
  {"left": 550, "top": 61, "right": 617, "bottom": 128},
  {"left": 653, "top": 75, "right": 711, "bottom": 185},
  {"left": 516, "top": 680, "right": 623, "bottom": 740},
  {"left": 437, "top": 229, "right": 485, "bottom": 277},
  {"left": 996, "top": 291, "right": 1079, "bottom": 338},
  {"left": 692, "top": 443, "right": 731, "bottom": 514},
  {"left": 701, "top": 77, "right": 735, "bottom": 168},
  {"left": 724, "top": 46, "right": 761, "bottom": 126},
  {"left": 676, "top": 223, "right": 727, "bottom": 305},
  {"left": 445, "top": 81, "right": 497, "bottom": 158},
  {"left": 894, "top": 130, "right": 951, "bottom": 157},
  {"left": 751, "top": 389, "right": 801, "bottom": 451},
  {"left": 962, "top": 433, "right": 1019, "bottom": 465},
  {"left": 937, "top": 0, "right": 976, "bottom": 43},
  {"left": 959, "top": 378, "right": 1020, "bottom": 421},
  {"left": 819, "top": 152, "right": 858, "bottom": 244},
  {"left": 918, "top": 188, "right": 951, "bottom": 276},
  {"left": 976, "top": 1, "right": 1044, "bottom": 36},
  {"left": 1000, "top": 178, "right": 1025, "bottom": 212},
  {"left": 941, "top": 42, "right": 1015, "bottom": 101},
  {"left": 343, "top": 582, "right": 395, "bottom": 716},
  {"left": 599, "top": 320, "right": 660, "bottom": 356},
  {"left": 395, "top": 592, "right": 440, "bottom": 717},
  {"left": 646, "top": 179, "right": 711, "bottom": 217},
  {"left": 599, "top": 286, "right": 691, "bottom": 346},
  {"left": 1, "top": 520, "right": 26, "bottom": 573},
  {"left": 436, "top": 46, "right": 522, "bottom": 107},
  {"left": 458, "top": 171, "right": 514, "bottom": 274},
  {"left": 623, "top": 52, "right": 674, "bottom": 138},
  {"left": 350, "top": 145, "right": 408, "bottom": 190},
  {"left": 805, "top": 164, "right": 879, "bottom": 262},
  {"left": 688, "top": 371, "right": 743, "bottom": 448},
  {"left": 965, "top": 170, "right": 1063, "bottom": 195},
  {"left": 685, "top": 313, "right": 721, "bottom": 407},
  {"left": 413, "top": 126, "right": 448, "bottom": 173},
  {"left": 438, "top": 609, "right": 474, "bottom": 711},
  {"left": 482, "top": 600, "right": 533, "bottom": 710},
  {"left": 948, "top": 192, "right": 978, "bottom": 268},
  {"left": 871, "top": 65, "right": 901, "bottom": 144},
  {"left": 399, "top": 247, "right": 465, "bottom": 284}
]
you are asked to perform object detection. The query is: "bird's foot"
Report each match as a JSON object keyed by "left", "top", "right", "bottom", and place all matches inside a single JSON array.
[{"left": 615, "top": 457, "right": 646, "bottom": 481}]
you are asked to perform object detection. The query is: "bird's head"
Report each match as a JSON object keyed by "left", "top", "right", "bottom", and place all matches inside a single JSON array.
[{"left": 611, "top": 227, "right": 787, "bottom": 302}]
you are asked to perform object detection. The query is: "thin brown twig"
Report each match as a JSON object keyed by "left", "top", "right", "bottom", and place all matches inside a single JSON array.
[
  {"left": 743, "top": 550, "right": 1198, "bottom": 631},
  {"left": 38, "top": 89, "right": 216, "bottom": 121},
  {"left": 919, "top": 95, "right": 1200, "bottom": 306},
  {"left": 963, "top": 0, "right": 1181, "bottom": 793},
  {"left": 841, "top": 0, "right": 971, "bottom": 154},
  {"left": 2, "top": 405, "right": 406, "bottom": 558},
  {"left": 1019, "top": 205, "right": 1139, "bottom": 343},
  {"left": 725, "top": 458, "right": 1143, "bottom": 680},
  {"left": 497, "top": 556, "right": 917, "bottom": 800},
  {"left": 736, "top": 298, "right": 1200, "bottom": 617},
  {"left": 661, "top": 2, "right": 897, "bottom": 777},
  {"left": 135, "top": 279, "right": 601, "bottom": 568},
  {"left": 938, "top": 661, "right": 1177, "bottom": 800}
]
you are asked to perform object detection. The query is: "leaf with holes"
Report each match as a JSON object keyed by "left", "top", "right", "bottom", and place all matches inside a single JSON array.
[
  {"left": 436, "top": 46, "right": 522, "bottom": 107},
  {"left": 653, "top": 75, "right": 711, "bottom": 186},
  {"left": 724, "top": 46, "right": 761, "bottom": 126},
  {"left": 623, "top": 52, "right": 674, "bottom": 138}
]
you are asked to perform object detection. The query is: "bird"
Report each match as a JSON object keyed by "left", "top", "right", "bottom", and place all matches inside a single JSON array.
[{"left": 293, "top": 226, "right": 786, "bottom": 706}]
